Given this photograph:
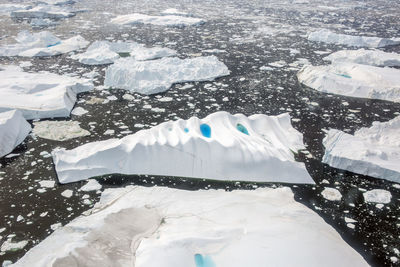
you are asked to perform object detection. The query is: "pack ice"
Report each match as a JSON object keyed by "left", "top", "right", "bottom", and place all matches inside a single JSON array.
[
  {"left": 297, "top": 63, "right": 400, "bottom": 102},
  {"left": 308, "top": 29, "right": 400, "bottom": 48},
  {"left": 71, "top": 40, "right": 176, "bottom": 65},
  {"left": 0, "top": 110, "right": 31, "bottom": 158},
  {"left": 11, "top": 4, "right": 76, "bottom": 19},
  {"left": 104, "top": 55, "right": 229, "bottom": 94},
  {"left": 0, "top": 65, "right": 93, "bottom": 120},
  {"left": 110, "top": 13, "right": 205, "bottom": 27},
  {"left": 11, "top": 186, "right": 368, "bottom": 267},
  {"left": 323, "top": 116, "right": 400, "bottom": 183},
  {"left": 0, "top": 30, "right": 88, "bottom": 57},
  {"left": 0, "top": 4, "right": 31, "bottom": 15},
  {"left": 53, "top": 111, "right": 313, "bottom": 184},
  {"left": 324, "top": 49, "right": 400, "bottom": 67}
]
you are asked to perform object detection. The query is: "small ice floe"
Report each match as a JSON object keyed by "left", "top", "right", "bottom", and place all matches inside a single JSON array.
[
  {"left": 0, "top": 239, "right": 28, "bottom": 252},
  {"left": 0, "top": 110, "right": 31, "bottom": 158},
  {"left": 10, "top": 4, "right": 76, "bottom": 19},
  {"left": 0, "top": 30, "right": 88, "bottom": 57},
  {"left": 80, "top": 179, "right": 102, "bottom": 192},
  {"left": 321, "top": 187, "right": 342, "bottom": 201},
  {"left": 35, "top": 0, "right": 76, "bottom": 5},
  {"left": 297, "top": 63, "right": 400, "bottom": 103},
  {"left": 0, "top": 65, "right": 93, "bottom": 119},
  {"left": 30, "top": 18, "right": 59, "bottom": 28},
  {"left": 110, "top": 13, "right": 205, "bottom": 27},
  {"left": 0, "top": 4, "right": 31, "bottom": 15},
  {"left": 52, "top": 111, "right": 313, "bottom": 184},
  {"left": 308, "top": 29, "right": 400, "bottom": 48},
  {"left": 324, "top": 49, "right": 400, "bottom": 67},
  {"left": 322, "top": 116, "right": 400, "bottom": 183},
  {"left": 363, "top": 189, "right": 392, "bottom": 204},
  {"left": 71, "top": 107, "right": 88, "bottom": 116},
  {"left": 160, "top": 8, "right": 192, "bottom": 17},
  {"left": 33, "top": 120, "right": 90, "bottom": 141},
  {"left": 61, "top": 189, "right": 73, "bottom": 198},
  {"left": 202, "top": 49, "right": 226, "bottom": 54},
  {"left": 38, "top": 180, "right": 55, "bottom": 188},
  {"left": 11, "top": 186, "right": 368, "bottom": 266},
  {"left": 259, "top": 65, "right": 274, "bottom": 71},
  {"left": 104, "top": 55, "right": 229, "bottom": 94}
]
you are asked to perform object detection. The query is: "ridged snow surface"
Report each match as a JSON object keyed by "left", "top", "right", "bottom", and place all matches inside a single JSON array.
[
  {"left": 323, "top": 116, "right": 400, "bottom": 183},
  {"left": 297, "top": 63, "right": 400, "bottom": 102},
  {"left": 12, "top": 186, "right": 368, "bottom": 267},
  {"left": 324, "top": 49, "right": 400, "bottom": 67},
  {"left": 0, "top": 110, "right": 31, "bottom": 157},
  {"left": 104, "top": 55, "right": 229, "bottom": 94},
  {"left": 110, "top": 13, "right": 205, "bottom": 27},
  {"left": 53, "top": 111, "right": 313, "bottom": 184},
  {"left": 0, "top": 65, "right": 93, "bottom": 119},
  {"left": 0, "top": 30, "right": 88, "bottom": 57},
  {"left": 308, "top": 29, "right": 400, "bottom": 48}
]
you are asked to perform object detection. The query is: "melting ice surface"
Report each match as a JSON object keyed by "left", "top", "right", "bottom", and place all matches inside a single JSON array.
[
  {"left": 52, "top": 111, "right": 314, "bottom": 184},
  {"left": 0, "top": 110, "right": 31, "bottom": 157}
]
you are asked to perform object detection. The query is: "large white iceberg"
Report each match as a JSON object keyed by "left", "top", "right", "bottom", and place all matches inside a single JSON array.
[
  {"left": 53, "top": 111, "right": 313, "bottom": 184},
  {"left": 323, "top": 116, "right": 400, "bottom": 183},
  {"left": 11, "top": 186, "right": 368, "bottom": 266},
  {"left": 110, "top": 13, "right": 205, "bottom": 27},
  {"left": 104, "top": 55, "right": 230, "bottom": 94},
  {"left": 0, "top": 65, "right": 93, "bottom": 120},
  {"left": 11, "top": 4, "right": 75, "bottom": 19},
  {"left": 297, "top": 63, "right": 400, "bottom": 102},
  {"left": 0, "top": 110, "right": 31, "bottom": 158},
  {"left": 0, "top": 30, "right": 88, "bottom": 57},
  {"left": 71, "top": 40, "right": 176, "bottom": 65},
  {"left": 308, "top": 29, "right": 400, "bottom": 48},
  {"left": 324, "top": 49, "right": 400, "bottom": 67}
]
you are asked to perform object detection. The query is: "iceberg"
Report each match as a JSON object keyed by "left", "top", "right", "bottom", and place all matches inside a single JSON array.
[
  {"left": 110, "top": 13, "right": 205, "bottom": 27},
  {"left": 33, "top": 120, "right": 90, "bottom": 141},
  {"left": 104, "top": 55, "right": 229, "bottom": 94},
  {"left": 324, "top": 49, "right": 400, "bottom": 67},
  {"left": 0, "top": 110, "right": 31, "bottom": 158},
  {"left": 0, "top": 65, "right": 93, "bottom": 120},
  {"left": 11, "top": 4, "right": 75, "bottom": 19},
  {"left": 11, "top": 186, "right": 368, "bottom": 266},
  {"left": 322, "top": 116, "right": 400, "bottom": 183},
  {"left": 308, "top": 29, "right": 400, "bottom": 48},
  {"left": 297, "top": 63, "right": 400, "bottom": 102},
  {"left": 0, "top": 30, "right": 88, "bottom": 57},
  {"left": 52, "top": 111, "right": 313, "bottom": 184}
]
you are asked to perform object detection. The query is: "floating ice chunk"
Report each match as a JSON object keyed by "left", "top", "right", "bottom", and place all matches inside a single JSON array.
[
  {"left": 30, "top": 18, "right": 59, "bottom": 28},
  {"left": 12, "top": 186, "right": 367, "bottom": 266},
  {"left": 0, "top": 4, "right": 31, "bottom": 15},
  {"left": 38, "top": 180, "right": 55, "bottom": 188},
  {"left": 161, "top": 8, "right": 192, "bottom": 17},
  {"left": 0, "top": 110, "right": 31, "bottom": 158},
  {"left": 323, "top": 116, "right": 400, "bottom": 183},
  {"left": 35, "top": 0, "right": 76, "bottom": 6},
  {"left": 52, "top": 111, "right": 313, "bottom": 184},
  {"left": 111, "top": 13, "right": 205, "bottom": 27},
  {"left": 297, "top": 63, "right": 400, "bottom": 103},
  {"left": 1, "top": 239, "right": 28, "bottom": 252},
  {"left": 71, "top": 107, "right": 88, "bottom": 116},
  {"left": 324, "top": 49, "right": 400, "bottom": 67},
  {"left": 321, "top": 188, "right": 342, "bottom": 201},
  {"left": 0, "top": 65, "right": 93, "bottom": 119},
  {"left": 308, "top": 29, "right": 400, "bottom": 48},
  {"left": 363, "top": 189, "right": 392, "bottom": 204},
  {"left": 33, "top": 120, "right": 90, "bottom": 141},
  {"left": 104, "top": 55, "right": 229, "bottom": 94},
  {"left": 61, "top": 189, "right": 73, "bottom": 198},
  {"left": 80, "top": 179, "right": 102, "bottom": 192},
  {"left": 260, "top": 66, "right": 274, "bottom": 71},
  {"left": 11, "top": 4, "right": 75, "bottom": 19}
]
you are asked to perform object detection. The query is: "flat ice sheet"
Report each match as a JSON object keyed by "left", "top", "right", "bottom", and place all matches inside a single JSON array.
[
  {"left": 110, "top": 13, "right": 205, "bottom": 27},
  {"left": 324, "top": 49, "right": 400, "bottom": 67},
  {"left": 0, "top": 110, "right": 31, "bottom": 157}
]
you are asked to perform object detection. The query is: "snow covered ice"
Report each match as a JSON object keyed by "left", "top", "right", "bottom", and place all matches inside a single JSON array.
[
  {"left": 104, "top": 55, "right": 229, "bottom": 94},
  {"left": 0, "top": 110, "right": 31, "bottom": 158},
  {"left": 11, "top": 4, "right": 76, "bottom": 19},
  {"left": 0, "top": 65, "right": 93, "bottom": 119},
  {"left": 52, "top": 111, "right": 313, "bottom": 184},
  {"left": 33, "top": 120, "right": 90, "bottom": 141},
  {"left": 363, "top": 189, "right": 392, "bottom": 204},
  {"left": 324, "top": 49, "right": 400, "bottom": 67},
  {"left": 11, "top": 186, "right": 367, "bottom": 267},
  {"left": 323, "top": 116, "right": 400, "bottom": 183},
  {"left": 110, "top": 13, "right": 205, "bottom": 27}
]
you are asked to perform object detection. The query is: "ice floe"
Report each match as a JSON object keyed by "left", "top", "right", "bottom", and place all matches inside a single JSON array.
[
  {"left": 322, "top": 116, "right": 400, "bottom": 183},
  {"left": 161, "top": 8, "right": 192, "bottom": 17},
  {"left": 0, "top": 65, "right": 93, "bottom": 119},
  {"left": 80, "top": 179, "right": 102, "bottom": 192},
  {"left": 0, "top": 110, "right": 31, "bottom": 158},
  {"left": 324, "top": 49, "right": 400, "bottom": 67},
  {"left": 0, "top": 30, "right": 88, "bottom": 57},
  {"left": 321, "top": 188, "right": 342, "bottom": 201},
  {"left": 53, "top": 111, "right": 313, "bottom": 184},
  {"left": 0, "top": 4, "right": 31, "bottom": 15},
  {"left": 11, "top": 4, "right": 76, "bottom": 19},
  {"left": 297, "top": 63, "right": 400, "bottom": 102},
  {"left": 363, "top": 189, "right": 392, "bottom": 204},
  {"left": 11, "top": 186, "right": 367, "bottom": 266},
  {"left": 104, "top": 55, "right": 229, "bottom": 94},
  {"left": 33, "top": 120, "right": 90, "bottom": 141},
  {"left": 110, "top": 13, "right": 205, "bottom": 27},
  {"left": 308, "top": 29, "right": 400, "bottom": 48}
]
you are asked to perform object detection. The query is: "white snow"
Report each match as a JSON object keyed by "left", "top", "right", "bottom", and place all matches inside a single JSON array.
[
  {"left": 0, "top": 31, "right": 88, "bottom": 57},
  {"left": 322, "top": 116, "right": 400, "bottom": 183},
  {"left": 321, "top": 188, "right": 342, "bottom": 201},
  {"left": 11, "top": 4, "right": 75, "bottom": 19},
  {"left": 52, "top": 111, "right": 313, "bottom": 184},
  {"left": 297, "top": 63, "right": 400, "bottom": 103},
  {"left": 11, "top": 186, "right": 368, "bottom": 267},
  {"left": 104, "top": 55, "right": 229, "bottom": 94},
  {"left": 33, "top": 120, "right": 90, "bottom": 141},
  {"left": 363, "top": 189, "right": 392, "bottom": 204},
  {"left": 0, "top": 110, "right": 31, "bottom": 158},
  {"left": 0, "top": 65, "right": 93, "bottom": 119},
  {"left": 80, "top": 180, "right": 102, "bottom": 192},
  {"left": 111, "top": 13, "right": 205, "bottom": 27},
  {"left": 324, "top": 49, "right": 400, "bottom": 67},
  {"left": 308, "top": 29, "right": 400, "bottom": 48}
]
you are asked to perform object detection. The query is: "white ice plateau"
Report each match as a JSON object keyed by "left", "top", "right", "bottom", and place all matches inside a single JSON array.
[
  {"left": 111, "top": 13, "right": 205, "bottom": 27},
  {"left": 0, "top": 110, "right": 31, "bottom": 157},
  {"left": 52, "top": 111, "right": 314, "bottom": 184},
  {"left": 324, "top": 49, "right": 400, "bottom": 67}
]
